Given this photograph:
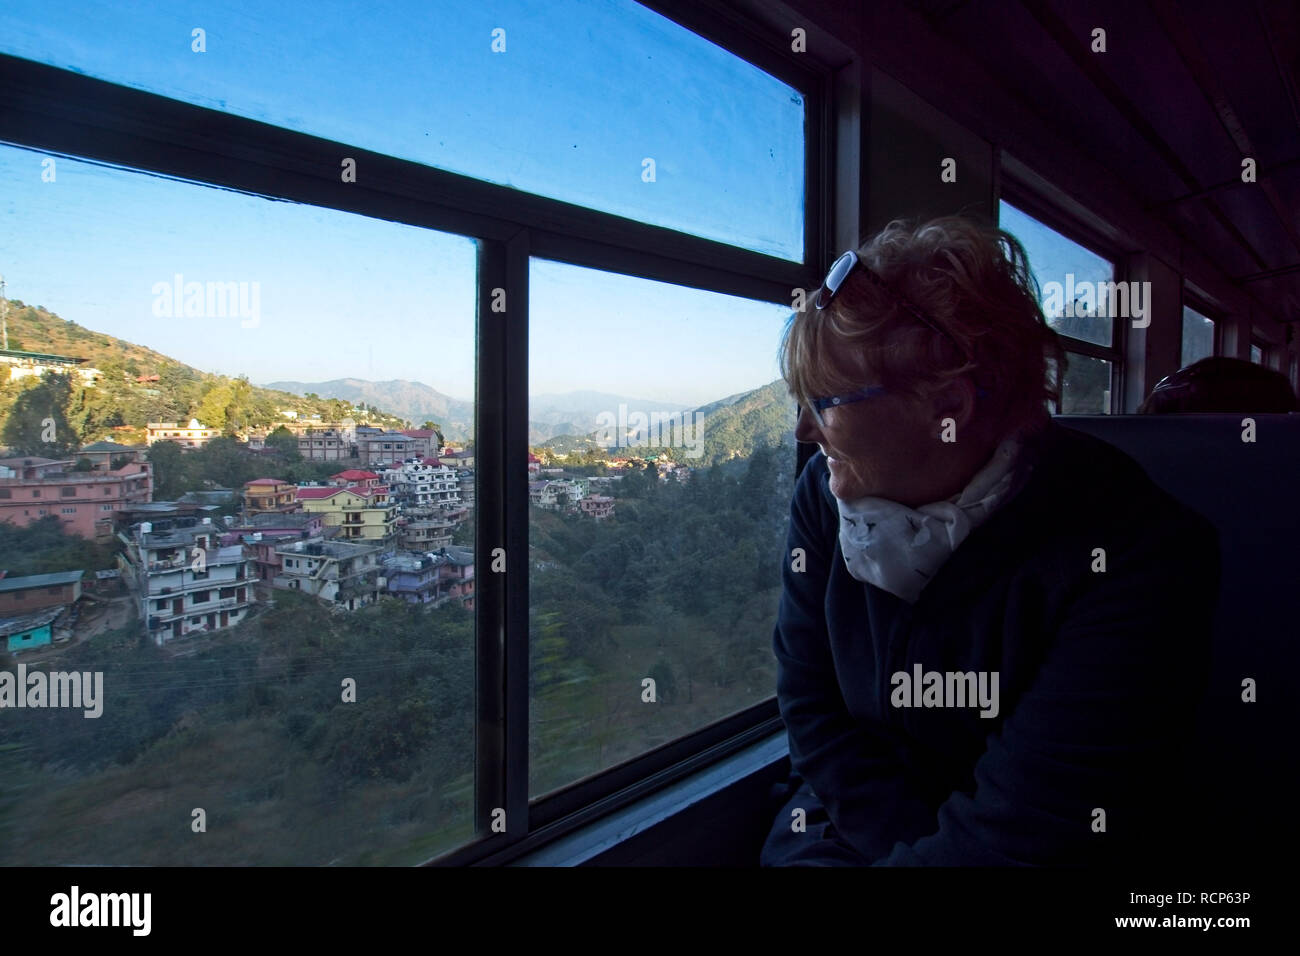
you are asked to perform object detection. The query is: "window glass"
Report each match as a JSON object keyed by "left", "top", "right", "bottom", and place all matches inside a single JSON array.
[
  {"left": 0, "top": 0, "right": 805, "bottom": 261},
  {"left": 1250, "top": 343, "right": 1263, "bottom": 365},
  {"left": 0, "top": 144, "right": 477, "bottom": 865},
  {"left": 999, "top": 201, "right": 1117, "bottom": 349},
  {"left": 1059, "top": 352, "right": 1112, "bottom": 414},
  {"left": 1181, "top": 305, "right": 1214, "bottom": 368},
  {"left": 527, "top": 257, "right": 793, "bottom": 797}
]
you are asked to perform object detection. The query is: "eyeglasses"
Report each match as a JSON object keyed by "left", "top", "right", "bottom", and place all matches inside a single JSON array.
[{"left": 805, "top": 250, "right": 985, "bottom": 428}]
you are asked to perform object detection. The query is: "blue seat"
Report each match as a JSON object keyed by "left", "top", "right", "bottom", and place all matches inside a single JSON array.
[{"left": 1056, "top": 413, "right": 1300, "bottom": 860}]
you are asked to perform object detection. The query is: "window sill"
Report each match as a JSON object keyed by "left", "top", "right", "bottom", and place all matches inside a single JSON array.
[{"left": 510, "top": 730, "right": 790, "bottom": 867}]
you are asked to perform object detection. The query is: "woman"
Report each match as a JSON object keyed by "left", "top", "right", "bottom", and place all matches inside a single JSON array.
[{"left": 760, "top": 217, "right": 1220, "bottom": 866}]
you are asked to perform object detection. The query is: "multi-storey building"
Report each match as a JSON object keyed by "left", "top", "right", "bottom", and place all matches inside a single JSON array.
[
  {"left": 242, "top": 477, "right": 300, "bottom": 516},
  {"left": 359, "top": 431, "right": 416, "bottom": 467},
  {"left": 433, "top": 546, "right": 475, "bottom": 610},
  {"left": 119, "top": 517, "right": 254, "bottom": 644},
  {"left": 222, "top": 512, "right": 328, "bottom": 594},
  {"left": 579, "top": 495, "right": 615, "bottom": 520},
  {"left": 76, "top": 440, "right": 147, "bottom": 472},
  {"left": 379, "top": 458, "right": 460, "bottom": 510},
  {"left": 398, "top": 429, "right": 438, "bottom": 459},
  {"left": 396, "top": 508, "right": 455, "bottom": 551},
  {"left": 0, "top": 347, "right": 100, "bottom": 387},
  {"left": 0, "top": 456, "right": 153, "bottom": 539},
  {"left": 145, "top": 419, "right": 219, "bottom": 449},
  {"left": 297, "top": 427, "right": 354, "bottom": 461},
  {"left": 296, "top": 484, "right": 396, "bottom": 545},
  {"left": 528, "top": 477, "right": 588, "bottom": 511},
  {"left": 457, "top": 469, "right": 475, "bottom": 508},
  {"left": 381, "top": 552, "right": 441, "bottom": 604},
  {"left": 272, "top": 539, "right": 383, "bottom": 610}
]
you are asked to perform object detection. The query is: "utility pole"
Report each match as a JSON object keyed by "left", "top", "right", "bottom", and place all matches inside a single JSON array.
[{"left": 1, "top": 274, "right": 8, "bottom": 351}]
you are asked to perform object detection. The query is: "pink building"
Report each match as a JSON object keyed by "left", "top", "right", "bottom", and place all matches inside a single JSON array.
[
  {"left": 0, "top": 456, "right": 153, "bottom": 539},
  {"left": 580, "top": 495, "right": 615, "bottom": 520}
]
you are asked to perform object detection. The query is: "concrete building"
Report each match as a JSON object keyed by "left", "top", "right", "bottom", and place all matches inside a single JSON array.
[
  {"left": 273, "top": 539, "right": 383, "bottom": 610},
  {"left": 76, "top": 440, "right": 147, "bottom": 473},
  {"left": 359, "top": 431, "right": 416, "bottom": 467},
  {"left": 296, "top": 484, "right": 396, "bottom": 545},
  {"left": 0, "top": 348, "right": 100, "bottom": 387},
  {"left": 580, "top": 495, "right": 615, "bottom": 520},
  {"left": 242, "top": 477, "right": 300, "bottom": 516},
  {"left": 297, "top": 427, "right": 355, "bottom": 461},
  {"left": 0, "top": 456, "right": 153, "bottom": 539},
  {"left": 222, "top": 512, "right": 328, "bottom": 594},
  {"left": 146, "top": 419, "right": 218, "bottom": 449},
  {"left": 119, "top": 517, "right": 254, "bottom": 645}
]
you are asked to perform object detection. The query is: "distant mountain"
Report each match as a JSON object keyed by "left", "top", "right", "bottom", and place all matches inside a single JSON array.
[
  {"left": 528, "top": 390, "right": 690, "bottom": 444},
  {"left": 266, "top": 379, "right": 474, "bottom": 440},
  {"left": 539, "top": 379, "right": 797, "bottom": 465}
]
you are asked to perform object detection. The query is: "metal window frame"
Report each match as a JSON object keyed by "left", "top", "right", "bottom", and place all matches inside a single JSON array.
[
  {"left": 996, "top": 186, "right": 1126, "bottom": 414},
  {"left": 0, "top": 0, "right": 830, "bottom": 868}
]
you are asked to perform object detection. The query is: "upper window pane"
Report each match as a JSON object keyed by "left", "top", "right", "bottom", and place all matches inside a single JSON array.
[
  {"left": 1181, "top": 304, "right": 1214, "bottom": 368},
  {"left": 999, "top": 201, "right": 1117, "bottom": 349},
  {"left": 0, "top": 0, "right": 806, "bottom": 261},
  {"left": 0, "top": 144, "right": 477, "bottom": 864}
]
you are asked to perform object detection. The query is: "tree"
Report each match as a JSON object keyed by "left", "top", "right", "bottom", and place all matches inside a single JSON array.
[
  {"left": 146, "top": 441, "right": 186, "bottom": 499},
  {"left": 266, "top": 425, "right": 300, "bottom": 460},
  {"left": 1, "top": 373, "right": 78, "bottom": 456}
]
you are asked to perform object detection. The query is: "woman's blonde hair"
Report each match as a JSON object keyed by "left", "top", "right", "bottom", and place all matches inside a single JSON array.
[{"left": 780, "top": 216, "right": 1066, "bottom": 433}]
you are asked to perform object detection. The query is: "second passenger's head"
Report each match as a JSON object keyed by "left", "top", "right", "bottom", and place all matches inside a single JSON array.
[{"left": 780, "top": 216, "right": 1066, "bottom": 506}]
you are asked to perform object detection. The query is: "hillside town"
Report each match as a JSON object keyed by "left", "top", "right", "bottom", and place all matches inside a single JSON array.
[{"left": 0, "top": 398, "right": 701, "bottom": 655}]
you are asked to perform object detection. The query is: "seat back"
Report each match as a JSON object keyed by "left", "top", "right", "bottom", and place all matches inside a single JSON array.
[{"left": 1056, "top": 413, "right": 1299, "bottom": 858}]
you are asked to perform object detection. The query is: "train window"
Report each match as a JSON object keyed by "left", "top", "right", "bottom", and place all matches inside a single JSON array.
[
  {"left": 1181, "top": 304, "right": 1216, "bottom": 368},
  {"left": 0, "top": 0, "right": 806, "bottom": 262},
  {"left": 527, "top": 258, "right": 792, "bottom": 797},
  {"left": 0, "top": 143, "right": 479, "bottom": 865},
  {"left": 1250, "top": 342, "right": 1264, "bottom": 365},
  {"left": 0, "top": 0, "right": 819, "bottom": 868},
  {"left": 997, "top": 200, "right": 1118, "bottom": 413}
]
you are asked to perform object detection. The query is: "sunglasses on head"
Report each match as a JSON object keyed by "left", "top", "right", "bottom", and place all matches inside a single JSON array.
[{"left": 805, "top": 250, "right": 986, "bottom": 427}]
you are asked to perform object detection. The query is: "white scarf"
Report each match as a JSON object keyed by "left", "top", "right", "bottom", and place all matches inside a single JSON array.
[{"left": 835, "top": 435, "right": 1025, "bottom": 604}]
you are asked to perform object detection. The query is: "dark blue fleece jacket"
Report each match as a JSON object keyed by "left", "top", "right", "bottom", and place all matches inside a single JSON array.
[{"left": 771, "top": 420, "right": 1221, "bottom": 865}]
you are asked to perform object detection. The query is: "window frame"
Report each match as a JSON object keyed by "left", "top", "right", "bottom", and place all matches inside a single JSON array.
[
  {"left": 1179, "top": 293, "right": 1220, "bottom": 367},
  {"left": 996, "top": 183, "right": 1127, "bottom": 414},
  {"left": 0, "top": 0, "right": 830, "bottom": 867}
]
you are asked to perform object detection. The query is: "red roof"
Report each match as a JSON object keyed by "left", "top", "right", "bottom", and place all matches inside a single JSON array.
[
  {"left": 402, "top": 429, "right": 438, "bottom": 438},
  {"left": 331, "top": 469, "right": 378, "bottom": 481},
  {"left": 245, "top": 477, "right": 289, "bottom": 486},
  {"left": 296, "top": 487, "right": 342, "bottom": 500},
  {"left": 345, "top": 484, "right": 389, "bottom": 497},
  {"left": 527, "top": 454, "right": 540, "bottom": 463},
  {"left": 420, "top": 457, "right": 444, "bottom": 466}
]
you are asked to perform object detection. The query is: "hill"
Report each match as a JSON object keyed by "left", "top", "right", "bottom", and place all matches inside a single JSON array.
[
  {"left": 266, "top": 378, "right": 473, "bottom": 441},
  {"left": 538, "top": 379, "right": 796, "bottom": 465},
  {"left": 0, "top": 300, "right": 409, "bottom": 449}
]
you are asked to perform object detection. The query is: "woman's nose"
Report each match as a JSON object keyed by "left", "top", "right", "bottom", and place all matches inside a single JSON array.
[{"left": 795, "top": 405, "right": 821, "bottom": 443}]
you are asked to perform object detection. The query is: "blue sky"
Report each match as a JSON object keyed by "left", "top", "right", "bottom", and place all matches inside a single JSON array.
[
  {"left": 0, "top": 0, "right": 803, "bottom": 407},
  {"left": 0, "top": 1, "right": 1098, "bottom": 408}
]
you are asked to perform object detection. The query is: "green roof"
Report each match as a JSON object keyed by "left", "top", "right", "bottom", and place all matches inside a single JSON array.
[
  {"left": 0, "top": 347, "right": 87, "bottom": 365},
  {"left": 0, "top": 570, "right": 86, "bottom": 592},
  {"left": 81, "top": 441, "right": 135, "bottom": 452}
]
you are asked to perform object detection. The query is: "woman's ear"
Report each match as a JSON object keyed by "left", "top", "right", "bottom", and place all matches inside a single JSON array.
[{"left": 931, "top": 378, "right": 978, "bottom": 431}]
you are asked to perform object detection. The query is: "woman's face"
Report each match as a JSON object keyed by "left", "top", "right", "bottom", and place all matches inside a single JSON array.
[{"left": 796, "top": 388, "right": 943, "bottom": 505}]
